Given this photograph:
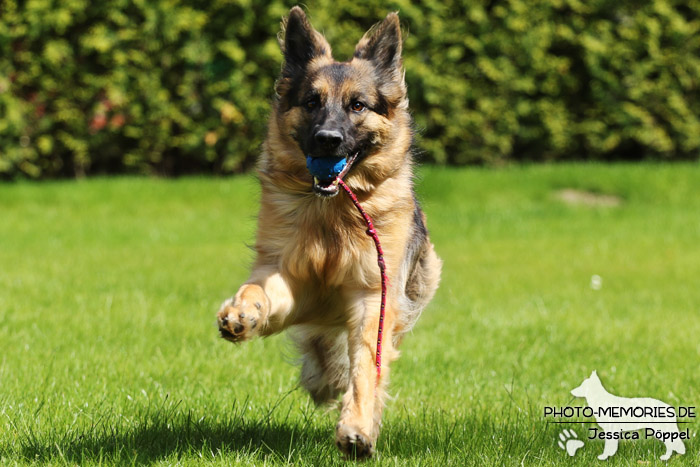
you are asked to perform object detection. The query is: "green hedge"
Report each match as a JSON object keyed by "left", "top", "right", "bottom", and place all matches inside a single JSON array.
[{"left": 1, "top": 0, "right": 699, "bottom": 178}]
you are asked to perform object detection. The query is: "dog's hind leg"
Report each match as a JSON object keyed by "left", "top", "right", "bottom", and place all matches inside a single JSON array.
[
  {"left": 673, "top": 437, "right": 686, "bottom": 455},
  {"left": 660, "top": 443, "right": 673, "bottom": 461},
  {"left": 293, "top": 326, "right": 349, "bottom": 405},
  {"left": 661, "top": 435, "right": 685, "bottom": 460},
  {"left": 217, "top": 264, "right": 294, "bottom": 342}
]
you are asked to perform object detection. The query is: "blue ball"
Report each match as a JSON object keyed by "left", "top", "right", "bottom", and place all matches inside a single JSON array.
[{"left": 306, "top": 155, "right": 347, "bottom": 181}]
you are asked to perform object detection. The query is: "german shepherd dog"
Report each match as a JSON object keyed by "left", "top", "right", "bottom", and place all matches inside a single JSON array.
[{"left": 216, "top": 7, "right": 441, "bottom": 458}]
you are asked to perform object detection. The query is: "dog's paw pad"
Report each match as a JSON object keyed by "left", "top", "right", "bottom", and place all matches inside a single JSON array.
[
  {"left": 217, "top": 297, "right": 261, "bottom": 342},
  {"left": 557, "top": 429, "right": 584, "bottom": 457},
  {"left": 336, "top": 424, "right": 374, "bottom": 459}
]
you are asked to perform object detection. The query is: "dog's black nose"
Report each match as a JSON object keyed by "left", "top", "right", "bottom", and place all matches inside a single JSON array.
[{"left": 315, "top": 129, "right": 343, "bottom": 149}]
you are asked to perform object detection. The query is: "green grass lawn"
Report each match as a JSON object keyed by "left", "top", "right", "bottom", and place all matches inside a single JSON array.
[{"left": 1, "top": 163, "right": 699, "bottom": 466}]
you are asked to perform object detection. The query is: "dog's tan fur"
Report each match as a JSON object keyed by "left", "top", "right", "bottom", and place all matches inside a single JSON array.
[{"left": 216, "top": 7, "right": 441, "bottom": 458}]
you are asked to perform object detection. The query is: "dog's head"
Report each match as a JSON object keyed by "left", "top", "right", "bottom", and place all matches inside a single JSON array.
[
  {"left": 269, "top": 7, "right": 411, "bottom": 197},
  {"left": 571, "top": 370, "right": 601, "bottom": 398}
]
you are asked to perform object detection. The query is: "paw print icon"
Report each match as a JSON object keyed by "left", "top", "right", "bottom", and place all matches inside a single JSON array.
[{"left": 558, "top": 429, "right": 584, "bottom": 456}]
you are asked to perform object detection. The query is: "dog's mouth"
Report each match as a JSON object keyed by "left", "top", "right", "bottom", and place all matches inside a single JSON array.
[{"left": 309, "top": 151, "right": 359, "bottom": 197}]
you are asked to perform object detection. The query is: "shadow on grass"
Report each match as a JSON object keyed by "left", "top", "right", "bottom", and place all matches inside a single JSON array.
[
  {"left": 13, "top": 399, "right": 516, "bottom": 464},
  {"left": 12, "top": 394, "right": 617, "bottom": 464},
  {"left": 15, "top": 394, "right": 338, "bottom": 464}
]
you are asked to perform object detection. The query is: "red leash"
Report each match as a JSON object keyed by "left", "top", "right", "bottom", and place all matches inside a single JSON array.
[{"left": 336, "top": 178, "right": 387, "bottom": 386}]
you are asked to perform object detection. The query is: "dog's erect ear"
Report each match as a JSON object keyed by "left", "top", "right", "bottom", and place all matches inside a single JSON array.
[
  {"left": 354, "top": 12, "right": 403, "bottom": 81},
  {"left": 591, "top": 370, "right": 598, "bottom": 379},
  {"left": 280, "top": 7, "right": 331, "bottom": 79}
]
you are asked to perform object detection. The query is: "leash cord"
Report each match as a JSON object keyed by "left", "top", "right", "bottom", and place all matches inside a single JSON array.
[{"left": 336, "top": 178, "right": 387, "bottom": 386}]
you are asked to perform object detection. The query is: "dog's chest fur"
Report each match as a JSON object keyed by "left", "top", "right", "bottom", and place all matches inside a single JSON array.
[{"left": 258, "top": 190, "right": 384, "bottom": 286}]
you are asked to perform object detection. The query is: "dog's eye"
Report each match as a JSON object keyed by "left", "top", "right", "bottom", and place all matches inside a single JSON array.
[
  {"left": 351, "top": 101, "right": 365, "bottom": 112},
  {"left": 305, "top": 97, "right": 319, "bottom": 110}
]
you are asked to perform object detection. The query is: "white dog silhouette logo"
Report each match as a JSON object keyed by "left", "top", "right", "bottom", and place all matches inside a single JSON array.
[{"left": 571, "top": 370, "right": 686, "bottom": 460}]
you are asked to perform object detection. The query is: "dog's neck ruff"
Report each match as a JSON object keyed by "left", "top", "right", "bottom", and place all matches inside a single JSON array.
[{"left": 336, "top": 178, "right": 387, "bottom": 388}]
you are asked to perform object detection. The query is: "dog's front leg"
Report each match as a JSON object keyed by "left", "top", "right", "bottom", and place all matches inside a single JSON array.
[
  {"left": 335, "top": 292, "right": 395, "bottom": 459},
  {"left": 598, "top": 435, "right": 619, "bottom": 460},
  {"left": 217, "top": 264, "right": 294, "bottom": 341}
]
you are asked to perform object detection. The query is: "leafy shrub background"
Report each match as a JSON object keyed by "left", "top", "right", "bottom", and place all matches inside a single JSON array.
[{"left": 1, "top": 0, "right": 699, "bottom": 178}]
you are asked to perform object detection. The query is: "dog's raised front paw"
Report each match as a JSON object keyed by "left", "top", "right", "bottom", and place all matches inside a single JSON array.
[
  {"left": 335, "top": 423, "right": 374, "bottom": 459},
  {"left": 217, "top": 285, "right": 266, "bottom": 342}
]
